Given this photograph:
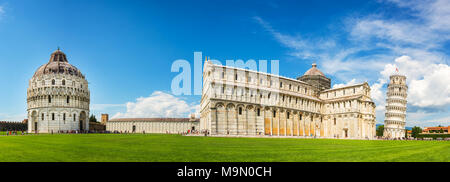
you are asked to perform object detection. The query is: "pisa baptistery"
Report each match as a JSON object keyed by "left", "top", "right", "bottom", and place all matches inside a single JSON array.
[
  {"left": 383, "top": 71, "right": 407, "bottom": 139},
  {"left": 27, "top": 48, "right": 90, "bottom": 133}
]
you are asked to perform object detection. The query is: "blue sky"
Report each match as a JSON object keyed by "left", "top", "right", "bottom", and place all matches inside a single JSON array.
[{"left": 0, "top": 0, "right": 449, "bottom": 127}]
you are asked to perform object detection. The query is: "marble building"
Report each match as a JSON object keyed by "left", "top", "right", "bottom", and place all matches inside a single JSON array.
[
  {"left": 106, "top": 115, "right": 199, "bottom": 133},
  {"left": 27, "top": 49, "right": 90, "bottom": 133},
  {"left": 383, "top": 72, "right": 408, "bottom": 139},
  {"left": 200, "top": 59, "right": 376, "bottom": 139}
]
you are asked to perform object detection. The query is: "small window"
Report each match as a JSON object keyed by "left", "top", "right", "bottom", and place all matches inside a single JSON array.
[
  {"left": 63, "top": 113, "right": 66, "bottom": 121},
  {"left": 48, "top": 96, "right": 51, "bottom": 103},
  {"left": 52, "top": 113, "right": 55, "bottom": 120},
  {"left": 67, "top": 96, "right": 70, "bottom": 104},
  {"left": 257, "top": 108, "right": 260, "bottom": 116},
  {"left": 235, "top": 74, "right": 238, "bottom": 80},
  {"left": 239, "top": 107, "right": 242, "bottom": 115},
  {"left": 353, "top": 88, "right": 355, "bottom": 94},
  {"left": 287, "top": 112, "right": 290, "bottom": 119},
  {"left": 62, "top": 80, "right": 65, "bottom": 85},
  {"left": 73, "top": 114, "right": 76, "bottom": 121},
  {"left": 52, "top": 79, "right": 55, "bottom": 85},
  {"left": 289, "top": 84, "right": 291, "bottom": 90},
  {"left": 268, "top": 93, "right": 271, "bottom": 99},
  {"left": 273, "top": 111, "right": 276, "bottom": 118},
  {"left": 334, "top": 118, "right": 337, "bottom": 125},
  {"left": 41, "top": 113, "right": 44, "bottom": 120},
  {"left": 299, "top": 114, "right": 302, "bottom": 121},
  {"left": 280, "top": 82, "right": 283, "bottom": 88}
]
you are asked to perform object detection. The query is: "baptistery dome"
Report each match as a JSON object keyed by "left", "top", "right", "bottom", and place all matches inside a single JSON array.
[
  {"left": 27, "top": 48, "right": 90, "bottom": 133},
  {"left": 33, "top": 49, "right": 85, "bottom": 78}
]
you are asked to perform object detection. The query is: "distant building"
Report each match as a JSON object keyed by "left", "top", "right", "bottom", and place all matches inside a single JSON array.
[
  {"left": 106, "top": 114, "right": 199, "bottom": 133},
  {"left": 101, "top": 114, "right": 109, "bottom": 125},
  {"left": 422, "top": 126, "right": 449, "bottom": 134}
]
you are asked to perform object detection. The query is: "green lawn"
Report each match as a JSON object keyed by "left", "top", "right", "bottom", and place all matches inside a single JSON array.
[{"left": 0, "top": 134, "right": 448, "bottom": 162}]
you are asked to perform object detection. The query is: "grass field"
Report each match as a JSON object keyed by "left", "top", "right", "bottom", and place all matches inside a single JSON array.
[{"left": 0, "top": 134, "right": 448, "bottom": 162}]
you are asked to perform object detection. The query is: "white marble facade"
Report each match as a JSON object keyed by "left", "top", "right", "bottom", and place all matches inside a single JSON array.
[
  {"left": 383, "top": 74, "right": 408, "bottom": 139},
  {"left": 200, "top": 60, "right": 376, "bottom": 139},
  {"left": 27, "top": 49, "right": 90, "bottom": 133},
  {"left": 106, "top": 118, "right": 199, "bottom": 134}
]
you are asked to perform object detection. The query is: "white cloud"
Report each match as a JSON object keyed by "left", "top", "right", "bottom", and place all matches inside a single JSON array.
[
  {"left": 352, "top": 0, "right": 450, "bottom": 48},
  {"left": 112, "top": 91, "right": 199, "bottom": 119},
  {"left": 378, "top": 56, "right": 450, "bottom": 108}
]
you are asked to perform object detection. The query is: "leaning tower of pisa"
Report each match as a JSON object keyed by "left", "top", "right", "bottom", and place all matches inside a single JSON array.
[{"left": 383, "top": 71, "right": 407, "bottom": 139}]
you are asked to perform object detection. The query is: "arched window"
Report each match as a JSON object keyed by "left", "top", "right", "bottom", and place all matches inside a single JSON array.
[
  {"left": 257, "top": 108, "right": 260, "bottom": 116},
  {"left": 52, "top": 79, "right": 55, "bottom": 85},
  {"left": 67, "top": 96, "right": 70, "bottom": 104},
  {"left": 299, "top": 114, "right": 302, "bottom": 121},
  {"left": 63, "top": 113, "right": 66, "bottom": 121},
  {"left": 52, "top": 113, "right": 55, "bottom": 120},
  {"left": 41, "top": 113, "right": 44, "bottom": 120},
  {"left": 273, "top": 110, "right": 276, "bottom": 118},
  {"left": 48, "top": 96, "right": 51, "bottom": 103},
  {"left": 238, "top": 107, "right": 242, "bottom": 115},
  {"left": 287, "top": 112, "right": 290, "bottom": 119},
  {"left": 73, "top": 114, "right": 76, "bottom": 121},
  {"left": 62, "top": 80, "right": 65, "bottom": 85}
]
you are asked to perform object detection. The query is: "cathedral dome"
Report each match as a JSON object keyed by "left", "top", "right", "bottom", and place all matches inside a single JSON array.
[
  {"left": 33, "top": 48, "right": 85, "bottom": 79},
  {"left": 303, "top": 63, "right": 325, "bottom": 76}
]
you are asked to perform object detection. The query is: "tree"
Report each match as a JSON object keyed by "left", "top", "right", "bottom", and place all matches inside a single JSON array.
[
  {"left": 89, "top": 114, "right": 98, "bottom": 123},
  {"left": 376, "top": 125, "right": 384, "bottom": 136},
  {"left": 440, "top": 128, "right": 444, "bottom": 133},
  {"left": 411, "top": 126, "right": 422, "bottom": 138}
]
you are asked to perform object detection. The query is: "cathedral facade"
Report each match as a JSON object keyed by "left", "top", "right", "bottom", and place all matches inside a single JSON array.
[
  {"left": 27, "top": 49, "right": 90, "bottom": 133},
  {"left": 200, "top": 60, "right": 376, "bottom": 139}
]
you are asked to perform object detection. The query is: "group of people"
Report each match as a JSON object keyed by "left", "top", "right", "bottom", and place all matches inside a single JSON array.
[{"left": 3, "top": 130, "right": 25, "bottom": 136}]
